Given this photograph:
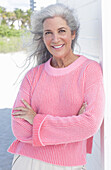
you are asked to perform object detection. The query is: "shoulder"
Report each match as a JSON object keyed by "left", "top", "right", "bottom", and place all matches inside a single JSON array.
[
  {"left": 26, "top": 63, "right": 45, "bottom": 78},
  {"left": 82, "top": 57, "right": 103, "bottom": 89},
  {"left": 23, "top": 63, "right": 45, "bottom": 86},
  {"left": 82, "top": 56, "right": 101, "bottom": 69},
  {"left": 82, "top": 56, "right": 102, "bottom": 77}
]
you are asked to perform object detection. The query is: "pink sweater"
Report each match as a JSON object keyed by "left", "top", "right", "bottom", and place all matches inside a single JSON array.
[{"left": 8, "top": 55, "right": 105, "bottom": 166}]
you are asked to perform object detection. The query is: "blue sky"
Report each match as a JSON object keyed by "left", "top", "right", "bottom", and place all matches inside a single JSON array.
[{"left": 0, "top": 0, "right": 56, "bottom": 11}]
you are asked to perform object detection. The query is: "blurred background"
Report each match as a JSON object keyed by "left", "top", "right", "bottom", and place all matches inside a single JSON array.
[{"left": 0, "top": 1, "right": 56, "bottom": 170}]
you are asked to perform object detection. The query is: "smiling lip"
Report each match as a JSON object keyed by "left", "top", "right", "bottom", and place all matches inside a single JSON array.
[{"left": 52, "top": 44, "right": 64, "bottom": 49}]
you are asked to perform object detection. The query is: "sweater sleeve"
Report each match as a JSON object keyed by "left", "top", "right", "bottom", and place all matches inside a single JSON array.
[
  {"left": 11, "top": 68, "right": 36, "bottom": 144},
  {"left": 32, "top": 61, "right": 105, "bottom": 146}
]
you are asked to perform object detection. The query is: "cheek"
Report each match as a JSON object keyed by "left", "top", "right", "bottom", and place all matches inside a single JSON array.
[
  {"left": 43, "top": 37, "right": 51, "bottom": 47},
  {"left": 66, "top": 38, "right": 73, "bottom": 47},
  {"left": 63, "top": 34, "right": 72, "bottom": 44}
]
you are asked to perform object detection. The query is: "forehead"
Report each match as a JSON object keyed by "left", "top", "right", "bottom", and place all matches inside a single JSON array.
[{"left": 43, "top": 16, "right": 68, "bottom": 30}]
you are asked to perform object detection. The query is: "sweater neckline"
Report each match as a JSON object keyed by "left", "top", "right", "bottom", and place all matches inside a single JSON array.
[{"left": 45, "top": 55, "right": 87, "bottom": 76}]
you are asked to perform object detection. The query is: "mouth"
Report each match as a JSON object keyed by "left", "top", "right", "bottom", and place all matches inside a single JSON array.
[{"left": 51, "top": 44, "right": 64, "bottom": 49}]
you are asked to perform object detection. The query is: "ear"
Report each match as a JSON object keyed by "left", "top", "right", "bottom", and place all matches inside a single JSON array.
[{"left": 71, "top": 31, "right": 76, "bottom": 40}]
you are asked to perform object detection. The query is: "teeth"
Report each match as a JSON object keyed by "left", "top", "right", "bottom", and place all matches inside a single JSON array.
[{"left": 53, "top": 45, "right": 63, "bottom": 49}]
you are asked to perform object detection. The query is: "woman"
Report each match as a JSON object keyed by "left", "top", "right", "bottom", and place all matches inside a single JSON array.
[{"left": 8, "top": 3, "right": 105, "bottom": 170}]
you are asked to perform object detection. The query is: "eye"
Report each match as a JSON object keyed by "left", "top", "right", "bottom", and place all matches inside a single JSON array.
[
  {"left": 45, "top": 31, "right": 52, "bottom": 35},
  {"left": 59, "top": 29, "right": 66, "bottom": 33}
]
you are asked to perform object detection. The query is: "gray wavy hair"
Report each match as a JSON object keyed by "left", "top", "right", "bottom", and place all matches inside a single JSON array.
[{"left": 26, "top": 3, "right": 80, "bottom": 65}]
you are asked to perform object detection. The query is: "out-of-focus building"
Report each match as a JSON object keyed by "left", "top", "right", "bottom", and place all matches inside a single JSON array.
[{"left": 30, "top": 0, "right": 36, "bottom": 11}]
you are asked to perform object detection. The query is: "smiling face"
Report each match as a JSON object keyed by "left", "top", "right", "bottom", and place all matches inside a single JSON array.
[{"left": 43, "top": 16, "right": 75, "bottom": 60}]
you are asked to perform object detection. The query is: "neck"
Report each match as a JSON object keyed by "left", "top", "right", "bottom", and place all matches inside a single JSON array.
[{"left": 51, "top": 53, "right": 79, "bottom": 68}]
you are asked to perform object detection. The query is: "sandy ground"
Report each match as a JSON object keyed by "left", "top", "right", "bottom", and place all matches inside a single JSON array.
[
  {"left": 0, "top": 51, "right": 32, "bottom": 108},
  {"left": 0, "top": 52, "right": 28, "bottom": 170}
]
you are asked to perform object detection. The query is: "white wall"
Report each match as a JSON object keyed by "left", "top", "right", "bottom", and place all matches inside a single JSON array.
[
  {"left": 57, "top": 0, "right": 103, "bottom": 169},
  {"left": 102, "top": 1, "right": 111, "bottom": 170}
]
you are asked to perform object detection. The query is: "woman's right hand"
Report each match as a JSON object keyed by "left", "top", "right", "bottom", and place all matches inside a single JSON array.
[
  {"left": 12, "top": 99, "right": 36, "bottom": 125},
  {"left": 78, "top": 102, "right": 87, "bottom": 115}
]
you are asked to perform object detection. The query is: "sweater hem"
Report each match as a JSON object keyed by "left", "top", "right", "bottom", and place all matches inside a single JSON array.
[
  {"left": 8, "top": 150, "right": 87, "bottom": 167},
  {"left": 8, "top": 140, "right": 87, "bottom": 166}
]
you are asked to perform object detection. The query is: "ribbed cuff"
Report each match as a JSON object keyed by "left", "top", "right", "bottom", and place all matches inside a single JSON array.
[{"left": 33, "top": 114, "right": 47, "bottom": 146}]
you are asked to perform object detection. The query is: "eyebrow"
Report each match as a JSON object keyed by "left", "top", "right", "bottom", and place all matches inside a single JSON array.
[{"left": 44, "top": 27, "right": 67, "bottom": 32}]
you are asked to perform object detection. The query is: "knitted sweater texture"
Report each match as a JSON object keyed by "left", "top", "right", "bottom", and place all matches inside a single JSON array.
[{"left": 8, "top": 55, "right": 105, "bottom": 166}]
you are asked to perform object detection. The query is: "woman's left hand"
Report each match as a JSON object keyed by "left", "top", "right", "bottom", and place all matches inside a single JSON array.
[
  {"left": 12, "top": 99, "right": 36, "bottom": 125},
  {"left": 78, "top": 102, "right": 87, "bottom": 115}
]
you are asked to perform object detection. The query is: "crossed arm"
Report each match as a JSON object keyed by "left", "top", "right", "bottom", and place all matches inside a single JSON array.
[
  {"left": 12, "top": 99, "right": 87, "bottom": 125},
  {"left": 11, "top": 62, "right": 105, "bottom": 146}
]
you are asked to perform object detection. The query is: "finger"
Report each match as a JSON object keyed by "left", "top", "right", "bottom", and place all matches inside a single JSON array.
[
  {"left": 81, "top": 103, "right": 87, "bottom": 110},
  {"left": 83, "top": 102, "right": 87, "bottom": 106},
  {"left": 13, "top": 107, "right": 27, "bottom": 112},
  {"left": 21, "top": 99, "right": 32, "bottom": 109},
  {"left": 80, "top": 106, "right": 85, "bottom": 111},
  {"left": 78, "top": 106, "right": 85, "bottom": 115},
  {"left": 82, "top": 106, "right": 86, "bottom": 111},
  {"left": 81, "top": 106, "right": 85, "bottom": 111},
  {"left": 13, "top": 114, "right": 25, "bottom": 119},
  {"left": 12, "top": 111, "right": 26, "bottom": 115},
  {"left": 79, "top": 109, "right": 85, "bottom": 114}
]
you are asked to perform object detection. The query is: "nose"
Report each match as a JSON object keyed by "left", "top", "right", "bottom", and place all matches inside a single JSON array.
[{"left": 52, "top": 33, "right": 60, "bottom": 43}]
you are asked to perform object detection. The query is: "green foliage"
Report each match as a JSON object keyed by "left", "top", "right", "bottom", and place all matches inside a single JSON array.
[
  {"left": 0, "top": 25, "right": 24, "bottom": 37},
  {"left": 0, "top": 36, "right": 23, "bottom": 53},
  {"left": 0, "top": 6, "right": 32, "bottom": 30},
  {"left": 0, "top": 6, "right": 32, "bottom": 52},
  {"left": 0, "top": 6, "right": 6, "bottom": 14}
]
